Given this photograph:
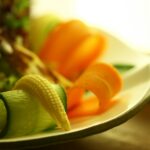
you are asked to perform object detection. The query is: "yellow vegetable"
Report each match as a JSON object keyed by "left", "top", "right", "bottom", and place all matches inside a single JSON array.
[{"left": 13, "top": 74, "right": 71, "bottom": 131}]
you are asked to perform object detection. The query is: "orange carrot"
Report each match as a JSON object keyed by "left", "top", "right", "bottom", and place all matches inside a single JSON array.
[
  {"left": 58, "top": 32, "right": 106, "bottom": 81},
  {"left": 67, "top": 88, "right": 84, "bottom": 110},
  {"left": 68, "top": 96, "right": 117, "bottom": 118},
  {"left": 67, "top": 62, "right": 122, "bottom": 117},
  {"left": 38, "top": 20, "right": 106, "bottom": 80},
  {"left": 68, "top": 96, "right": 100, "bottom": 118},
  {"left": 39, "top": 20, "right": 90, "bottom": 65}
]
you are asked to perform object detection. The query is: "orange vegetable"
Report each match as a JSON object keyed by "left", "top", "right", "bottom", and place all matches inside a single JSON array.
[
  {"left": 67, "top": 62, "right": 122, "bottom": 118},
  {"left": 39, "top": 20, "right": 106, "bottom": 81},
  {"left": 58, "top": 32, "right": 105, "bottom": 80},
  {"left": 67, "top": 88, "right": 84, "bottom": 110},
  {"left": 68, "top": 96, "right": 100, "bottom": 118},
  {"left": 39, "top": 20, "right": 89, "bottom": 63},
  {"left": 68, "top": 97, "right": 117, "bottom": 118}
]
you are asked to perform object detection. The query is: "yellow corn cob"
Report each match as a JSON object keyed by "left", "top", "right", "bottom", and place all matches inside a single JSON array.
[{"left": 13, "top": 74, "right": 71, "bottom": 131}]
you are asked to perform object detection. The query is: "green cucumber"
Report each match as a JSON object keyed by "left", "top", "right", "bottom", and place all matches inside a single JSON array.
[
  {"left": 0, "top": 90, "right": 55, "bottom": 138},
  {"left": 0, "top": 99, "right": 7, "bottom": 135},
  {"left": 0, "top": 84, "right": 67, "bottom": 138},
  {"left": 51, "top": 84, "right": 67, "bottom": 111},
  {"left": 30, "top": 14, "right": 61, "bottom": 52}
]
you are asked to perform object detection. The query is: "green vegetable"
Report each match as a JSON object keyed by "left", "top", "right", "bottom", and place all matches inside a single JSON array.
[
  {"left": 0, "top": 99, "right": 7, "bottom": 136},
  {"left": 0, "top": 75, "right": 19, "bottom": 92},
  {"left": 30, "top": 14, "right": 61, "bottom": 52},
  {"left": 113, "top": 64, "right": 134, "bottom": 74},
  {"left": 0, "top": 80, "right": 68, "bottom": 138},
  {"left": 13, "top": 74, "right": 70, "bottom": 131},
  {"left": 0, "top": 0, "right": 30, "bottom": 47},
  {"left": 51, "top": 84, "right": 67, "bottom": 111},
  {"left": 0, "top": 90, "right": 55, "bottom": 137},
  {"left": 0, "top": 58, "right": 19, "bottom": 92}
]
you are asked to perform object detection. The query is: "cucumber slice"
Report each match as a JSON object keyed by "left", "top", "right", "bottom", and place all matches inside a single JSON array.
[
  {"left": 0, "top": 83, "right": 68, "bottom": 138},
  {"left": 0, "top": 90, "right": 55, "bottom": 138},
  {"left": 0, "top": 99, "right": 7, "bottom": 135},
  {"left": 51, "top": 84, "right": 67, "bottom": 111},
  {"left": 30, "top": 14, "right": 61, "bottom": 52}
]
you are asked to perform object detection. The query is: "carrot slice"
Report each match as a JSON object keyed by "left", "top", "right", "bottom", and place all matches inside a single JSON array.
[
  {"left": 67, "top": 88, "right": 84, "bottom": 110},
  {"left": 58, "top": 32, "right": 106, "bottom": 81},
  {"left": 68, "top": 96, "right": 99, "bottom": 118},
  {"left": 68, "top": 96, "right": 117, "bottom": 118},
  {"left": 67, "top": 62, "right": 122, "bottom": 116},
  {"left": 39, "top": 20, "right": 90, "bottom": 65},
  {"left": 39, "top": 19, "right": 106, "bottom": 81}
]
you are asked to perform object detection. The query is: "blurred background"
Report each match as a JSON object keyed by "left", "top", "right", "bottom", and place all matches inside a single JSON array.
[{"left": 31, "top": 0, "right": 150, "bottom": 53}]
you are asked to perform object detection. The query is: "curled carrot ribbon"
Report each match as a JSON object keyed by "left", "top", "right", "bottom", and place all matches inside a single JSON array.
[{"left": 67, "top": 63, "right": 122, "bottom": 118}]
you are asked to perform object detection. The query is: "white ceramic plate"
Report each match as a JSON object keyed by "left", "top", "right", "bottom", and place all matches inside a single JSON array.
[{"left": 0, "top": 30, "right": 150, "bottom": 149}]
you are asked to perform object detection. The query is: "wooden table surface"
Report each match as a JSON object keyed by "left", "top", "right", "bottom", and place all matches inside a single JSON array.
[{"left": 26, "top": 103, "right": 150, "bottom": 150}]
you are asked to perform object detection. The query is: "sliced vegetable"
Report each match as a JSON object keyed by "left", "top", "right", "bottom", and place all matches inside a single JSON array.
[
  {"left": 0, "top": 99, "right": 7, "bottom": 135},
  {"left": 39, "top": 20, "right": 90, "bottom": 64},
  {"left": 68, "top": 96, "right": 117, "bottom": 118},
  {"left": 30, "top": 14, "right": 61, "bottom": 52},
  {"left": 13, "top": 74, "right": 71, "bottom": 131},
  {"left": 0, "top": 74, "right": 70, "bottom": 137},
  {"left": 51, "top": 84, "right": 67, "bottom": 111},
  {"left": 68, "top": 96, "right": 100, "bottom": 118},
  {"left": 67, "top": 62, "right": 122, "bottom": 116},
  {"left": 39, "top": 20, "right": 106, "bottom": 80},
  {"left": 113, "top": 64, "right": 134, "bottom": 74},
  {"left": 0, "top": 90, "right": 56, "bottom": 137},
  {"left": 67, "top": 88, "right": 84, "bottom": 110},
  {"left": 59, "top": 32, "right": 106, "bottom": 80}
]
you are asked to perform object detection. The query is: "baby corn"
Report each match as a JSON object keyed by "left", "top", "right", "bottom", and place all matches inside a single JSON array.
[{"left": 13, "top": 74, "right": 71, "bottom": 131}]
